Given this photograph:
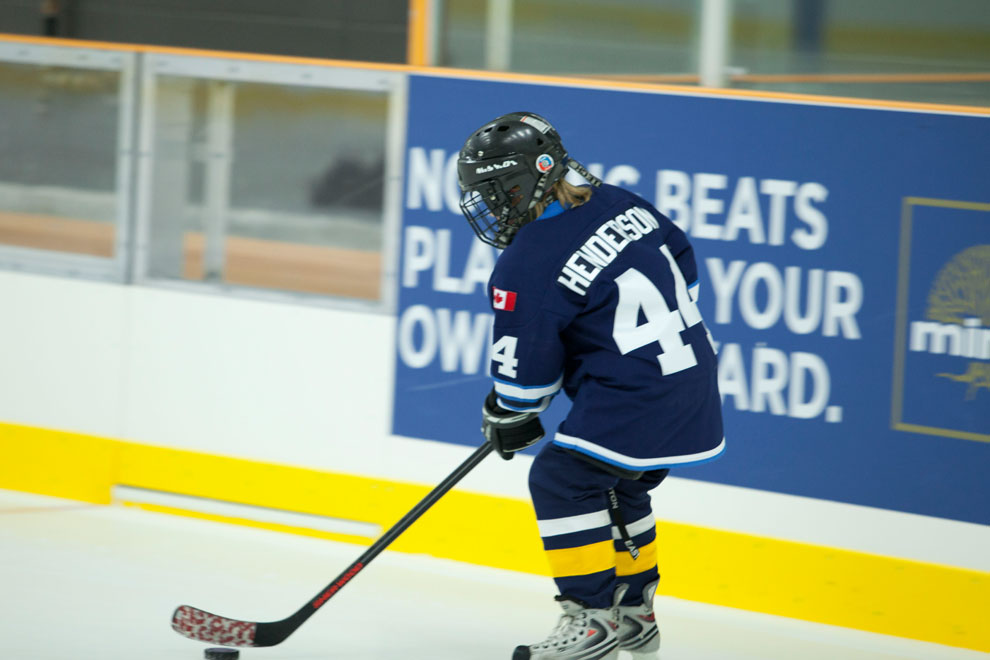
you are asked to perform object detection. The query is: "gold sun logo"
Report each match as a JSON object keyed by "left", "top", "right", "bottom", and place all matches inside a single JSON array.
[{"left": 926, "top": 245, "right": 990, "bottom": 400}]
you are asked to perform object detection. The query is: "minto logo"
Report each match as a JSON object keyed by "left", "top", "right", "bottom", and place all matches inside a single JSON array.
[{"left": 909, "top": 245, "right": 990, "bottom": 400}]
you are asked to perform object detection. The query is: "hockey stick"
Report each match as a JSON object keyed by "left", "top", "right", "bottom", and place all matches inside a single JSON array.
[{"left": 171, "top": 441, "right": 495, "bottom": 647}]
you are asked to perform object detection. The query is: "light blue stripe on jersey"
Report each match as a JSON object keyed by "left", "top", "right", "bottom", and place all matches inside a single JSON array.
[
  {"left": 688, "top": 280, "right": 700, "bottom": 302},
  {"left": 493, "top": 374, "right": 563, "bottom": 401},
  {"left": 535, "top": 200, "right": 566, "bottom": 220},
  {"left": 497, "top": 395, "right": 552, "bottom": 413},
  {"left": 553, "top": 433, "right": 726, "bottom": 470}
]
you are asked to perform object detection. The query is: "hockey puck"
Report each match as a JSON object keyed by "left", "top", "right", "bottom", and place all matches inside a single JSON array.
[{"left": 204, "top": 649, "right": 239, "bottom": 660}]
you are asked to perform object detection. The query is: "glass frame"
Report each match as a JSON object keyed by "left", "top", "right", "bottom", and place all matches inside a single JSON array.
[
  {"left": 133, "top": 52, "right": 408, "bottom": 314},
  {"left": 0, "top": 40, "right": 138, "bottom": 282}
]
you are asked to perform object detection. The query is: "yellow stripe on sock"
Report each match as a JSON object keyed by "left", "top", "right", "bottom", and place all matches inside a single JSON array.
[
  {"left": 545, "top": 540, "right": 616, "bottom": 578},
  {"left": 616, "top": 540, "right": 658, "bottom": 576}
]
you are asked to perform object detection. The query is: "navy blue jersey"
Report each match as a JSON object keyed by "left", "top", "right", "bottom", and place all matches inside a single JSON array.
[{"left": 487, "top": 184, "right": 724, "bottom": 471}]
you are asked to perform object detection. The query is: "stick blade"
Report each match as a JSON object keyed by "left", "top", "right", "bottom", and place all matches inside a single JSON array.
[{"left": 171, "top": 605, "right": 258, "bottom": 647}]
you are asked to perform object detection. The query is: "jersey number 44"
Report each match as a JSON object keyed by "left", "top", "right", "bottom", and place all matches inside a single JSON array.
[
  {"left": 492, "top": 244, "right": 713, "bottom": 379},
  {"left": 612, "top": 244, "right": 709, "bottom": 375}
]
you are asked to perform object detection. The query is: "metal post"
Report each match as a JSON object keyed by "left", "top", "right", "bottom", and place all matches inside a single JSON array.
[
  {"left": 485, "top": 0, "right": 513, "bottom": 71},
  {"left": 203, "top": 80, "right": 234, "bottom": 283},
  {"left": 794, "top": 0, "right": 826, "bottom": 68},
  {"left": 425, "top": 0, "right": 441, "bottom": 67},
  {"left": 380, "top": 76, "right": 409, "bottom": 314},
  {"left": 145, "top": 73, "right": 193, "bottom": 280},
  {"left": 699, "top": 0, "right": 732, "bottom": 88},
  {"left": 115, "top": 51, "right": 140, "bottom": 283}
]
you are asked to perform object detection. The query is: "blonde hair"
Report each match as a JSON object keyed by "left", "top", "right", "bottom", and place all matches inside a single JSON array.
[{"left": 534, "top": 178, "right": 593, "bottom": 217}]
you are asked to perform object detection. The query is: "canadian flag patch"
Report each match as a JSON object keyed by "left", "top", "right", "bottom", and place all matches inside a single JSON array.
[{"left": 492, "top": 286, "right": 517, "bottom": 311}]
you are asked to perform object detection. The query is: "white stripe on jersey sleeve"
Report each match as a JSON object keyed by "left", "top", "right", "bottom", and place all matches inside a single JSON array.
[
  {"left": 493, "top": 374, "right": 563, "bottom": 402},
  {"left": 537, "top": 509, "right": 612, "bottom": 538}
]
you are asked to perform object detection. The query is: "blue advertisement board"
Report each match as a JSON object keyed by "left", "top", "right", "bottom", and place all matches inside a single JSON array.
[{"left": 393, "top": 74, "right": 990, "bottom": 525}]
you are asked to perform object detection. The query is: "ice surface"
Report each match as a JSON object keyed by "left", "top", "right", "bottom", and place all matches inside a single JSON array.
[{"left": 0, "top": 488, "right": 982, "bottom": 660}]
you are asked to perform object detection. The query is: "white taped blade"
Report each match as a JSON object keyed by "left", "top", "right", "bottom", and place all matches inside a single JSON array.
[{"left": 172, "top": 605, "right": 258, "bottom": 647}]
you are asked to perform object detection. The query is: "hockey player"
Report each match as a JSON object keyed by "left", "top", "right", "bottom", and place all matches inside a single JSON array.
[{"left": 456, "top": 112, "right": 725, "bottom": 660}]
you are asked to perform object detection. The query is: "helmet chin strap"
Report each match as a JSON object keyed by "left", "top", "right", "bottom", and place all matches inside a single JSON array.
[
  {"left": 567, "top": 159, "right": 603, "bottom": 187},
  {"left": 495, "top": 205, "right": 519, "bottom": 248},
  {"left": 525, "top": 171, "right": 553, "bottom": 217}
]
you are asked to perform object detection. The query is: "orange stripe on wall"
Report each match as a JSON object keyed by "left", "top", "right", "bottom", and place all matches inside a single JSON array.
[{"left": 587, "top": 71, "right": 990, "bottom": 85}]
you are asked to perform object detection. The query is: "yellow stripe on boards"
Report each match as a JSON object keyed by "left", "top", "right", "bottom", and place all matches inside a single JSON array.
[
  {"left": 656, "top": 523, "right": 990, "bottom": 652},
  {"left": 545, "top": 540, "right": 616, "bottom": 578},
  {"left": 119, "top": 501, "right": 378, "bottom": 548},
  {"left": 616, "top": 540, "right": 658, "bottom": 576},
  {"left": 0, "top": 421, "right": 549, "bottom": 575},
  {"left": 0, "top": 423, "right": 117, "bottom": 503},
  {"left": 0, "top": 420, "right": 987, "bottom": 652}
]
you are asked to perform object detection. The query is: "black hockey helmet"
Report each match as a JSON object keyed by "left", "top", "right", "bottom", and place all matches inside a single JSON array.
[{"left": 456, "top": 112, "right": 600, "bottom": 248}]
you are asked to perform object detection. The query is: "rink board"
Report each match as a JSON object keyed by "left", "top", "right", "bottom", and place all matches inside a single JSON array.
[
  {"left": 393, "top": 73, "right": 990, "bottom": 526},
  {"left": 2, "top": 420, "right": 988, "bottom": 652}
]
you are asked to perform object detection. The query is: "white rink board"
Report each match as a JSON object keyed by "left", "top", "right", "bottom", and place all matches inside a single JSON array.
[
  {"left": 0, "top": 271, "right": 987, "bottom": 572},
  {"left": 0, "top": 489, "right": 983, "bottom": 660}
]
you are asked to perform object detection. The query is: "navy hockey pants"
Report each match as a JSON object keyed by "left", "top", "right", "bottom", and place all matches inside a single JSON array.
[{"left": 528, "top": 442, "right": 669, "bottom": 609}]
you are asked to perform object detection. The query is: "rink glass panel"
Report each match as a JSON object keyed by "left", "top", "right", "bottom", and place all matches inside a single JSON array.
[
  {"left": 438, "top": 0, "right": 990, "bottom": 106},
  {"left": 0, "top": 43, "right": 136, "bottom": 281},
  {"left": 440, "top": 0, "right": 700, "bottom": 75},
  {"left": 137, "top": 55, "right": 400, "bottom": 305},
  {"left": 728, "top": 0, "right": 990, "bottom": 106}
]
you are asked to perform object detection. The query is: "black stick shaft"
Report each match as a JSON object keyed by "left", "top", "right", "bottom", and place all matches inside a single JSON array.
[
  {"left": 354, "top": 441, "right": 495, "bottom": 567},
  {"left": 256, "top": 441, "right": 494, "bottom": 645}
]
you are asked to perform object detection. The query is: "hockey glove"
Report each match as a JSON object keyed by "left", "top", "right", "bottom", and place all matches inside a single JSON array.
[{"left": 482, "top": 389, "right": 545, "bottom": 460}]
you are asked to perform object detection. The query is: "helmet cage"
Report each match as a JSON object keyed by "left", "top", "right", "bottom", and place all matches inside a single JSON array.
[
  {"left": 459, "top": 157, "right": 561, "bottom": 248},
  {"left": 460, "top": 177, "right": 527, "bottom": 248}
]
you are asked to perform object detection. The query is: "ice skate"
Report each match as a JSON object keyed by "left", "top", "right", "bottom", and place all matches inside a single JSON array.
[
  {"left": 512, "top": 595, "right": 620, "bottom": 660},
  {"left": 615, "top": 579, "right": 660, "bottom": 658}
]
